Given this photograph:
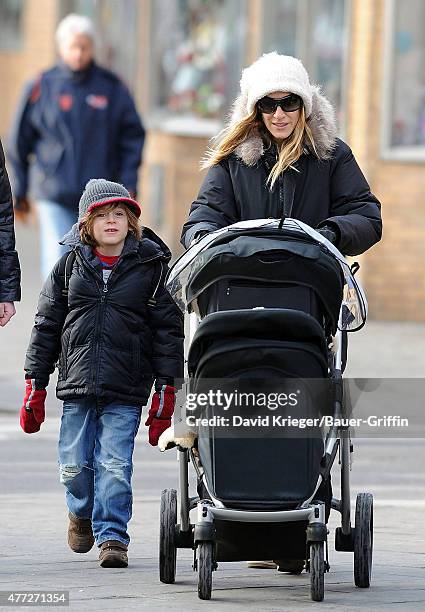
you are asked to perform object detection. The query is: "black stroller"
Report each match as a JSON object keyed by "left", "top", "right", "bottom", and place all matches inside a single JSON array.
[{"left": 160, "top": 219, "right": 373, "bottom": 602}]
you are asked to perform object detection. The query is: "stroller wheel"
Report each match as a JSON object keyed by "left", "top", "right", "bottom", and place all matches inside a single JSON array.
[
  {"left": 197, "top": 541, "right": 214, "bottom": 600},
  {"left": 159, "top": 488, "right": 177, "bottom": 584},
  {"left": 309, "top": 542, "right": 325, "bottom": 602},
  {"left": 354, "top": 492, "right": 373, "bottom": 588}
]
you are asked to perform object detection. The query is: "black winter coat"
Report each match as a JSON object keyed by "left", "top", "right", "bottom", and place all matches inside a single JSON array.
[
  {"left": 25, "top": 228, "right": 184, "bottom": 406},
  {"left": 181, "top": 139, "right": 382, "bottom": 256},
  {"left": 0, "top": 139, "right": 21, "bottom": 302}
]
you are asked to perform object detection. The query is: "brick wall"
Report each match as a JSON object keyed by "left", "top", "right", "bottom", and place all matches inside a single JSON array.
[
  {"left": 0, "top": 0, "right": 58, "bottom": 138},
  {"left": 349, "top": 0, "right": 425, "bottom": 321},
  {"left": 140, "top": 130, "right": 209, "bottom": 257}
]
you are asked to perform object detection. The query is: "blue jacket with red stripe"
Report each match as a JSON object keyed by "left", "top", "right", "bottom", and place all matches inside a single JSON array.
[{"left": 8, "top": 61, "right": 145, "bottom": 208}]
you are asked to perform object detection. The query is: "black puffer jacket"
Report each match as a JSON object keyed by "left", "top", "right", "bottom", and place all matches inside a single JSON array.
[
  {"left": 181, "top": 85, "right": 381, "bottom": 255},
  {"left": 0, "top": 139, "right": 21, "bottom": 302},
  {"left": 25, "top": 227, "right": 184, "bottom": 405},
  {"left": 181, "top": 139, "right": 382, "bottom": 256}
]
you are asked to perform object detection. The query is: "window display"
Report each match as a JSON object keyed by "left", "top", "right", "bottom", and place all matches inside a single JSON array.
[
  {"left": 387, "top": 0, "right": 425, "bottom": 149},
  {"left": 261, "top": 0, "right": 348, "bottom": 128},
  {"left": 0, "top": 0, "right": 24, "bottom": 50},
  {"left": 150, "top": 0, "right": 247, "bottom": 119}
]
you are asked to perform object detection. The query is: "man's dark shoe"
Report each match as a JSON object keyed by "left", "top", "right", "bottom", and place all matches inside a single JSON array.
[
  {"left": 274, "top": 558, "right": 304, "bottom": 574},
  {"left": 99, "top": 540, "right": 128, "bottom": 568},
  {"left": 68, "top": 512, "right": 95, "bottom": 553}
]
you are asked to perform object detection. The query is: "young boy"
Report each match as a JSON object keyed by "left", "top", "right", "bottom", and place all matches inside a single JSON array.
[{"left": 20, "top": 179, "right": 184, "bottom": 568}]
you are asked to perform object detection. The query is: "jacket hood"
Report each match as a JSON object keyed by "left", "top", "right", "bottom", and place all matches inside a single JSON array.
[
  {"left": 225, "top": 85, "right": 338, "bottom": 166},
  {"left": 60, "top": 224, "right": 171, "bottom": 261},
  {"left": 138, "top": 226, "right": 172, "bottom": 261}
]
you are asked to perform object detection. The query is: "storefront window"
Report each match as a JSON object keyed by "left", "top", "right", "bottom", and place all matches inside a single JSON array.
[
  {"left": 59, "top": 0, "right": 138, "bottom": 90},
  {"left": 384, "top": 0, "right": 425, "bottom": 153},
  {"left": 261, "top": 0, "right": 349, "bottom": 129},
  {"left": 150, "top": 0, "right": 247, "bottom": 120},
  {"left": 0, "top": 0, "right": 24, "bottom": 50}
]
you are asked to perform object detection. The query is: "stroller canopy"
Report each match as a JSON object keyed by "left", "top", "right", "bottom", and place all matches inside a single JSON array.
[
  {"left": 185, "top": 234, "right": 343, "bottom": 333},
  {"left": 167, "top": 219, "right": 367, "bottom": 332}
]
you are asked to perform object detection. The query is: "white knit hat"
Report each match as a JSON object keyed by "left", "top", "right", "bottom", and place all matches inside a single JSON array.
[{"left": 240, "top": 52, "right": 313, "bottom": 118}]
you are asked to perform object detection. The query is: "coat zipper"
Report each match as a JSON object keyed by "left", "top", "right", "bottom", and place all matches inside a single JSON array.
[
  {"left": 275, "top": 147, "right": 286, "bottom": 219},
  {"left": 75, "top": 253, "right": 107, "bottom": 394},
  {"left": 101, "top": 253, "right": 162, "bottom": 291},
  {"left": 87, "top": 251, "right": 164, "bottom": 394},
  {"left": 264, "top": 149, "right": 284, "bottom": 219},
  {"left": 92, "top": 286, "right": 107, "bottom": 393},
  {"left": 278, "top": 172, "right": 285, "bottom": 218}
]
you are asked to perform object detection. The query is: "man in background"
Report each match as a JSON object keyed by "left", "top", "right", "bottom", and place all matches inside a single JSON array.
[
  {"left": 9, "top": 13, "right": 145, "bottom": 279},
  {"left": 0, "top": 138, "right": 21, "bottom": 326}
]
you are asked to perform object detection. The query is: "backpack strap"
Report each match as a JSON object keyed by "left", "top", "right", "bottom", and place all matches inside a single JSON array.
[
  {"left": 61, "top": 250, "right": 76, "bottom": 298},
  {"left": 147, "top": 261, "right": 164, "bottom": 308}
]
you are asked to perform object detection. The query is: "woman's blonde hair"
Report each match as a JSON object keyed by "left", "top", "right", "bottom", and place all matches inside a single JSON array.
[
  {"left": 202, "top": 105, "right": 318, "bottom": 189},
  {"left": 79, "top": 203, "right": 142, "bottom": 247}
]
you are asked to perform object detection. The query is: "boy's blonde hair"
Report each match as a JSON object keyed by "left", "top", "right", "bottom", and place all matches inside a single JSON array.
[
  {"left": 202, "top": 106, "right": 318, "bottom": 189},
  {"left": 79, "top": 203, "right": 142, "bottom": 247}
]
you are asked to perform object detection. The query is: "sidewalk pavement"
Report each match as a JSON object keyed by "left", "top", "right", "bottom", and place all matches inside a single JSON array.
[{"left": 1, "top": 416, "right": 424, "bottom": 611}]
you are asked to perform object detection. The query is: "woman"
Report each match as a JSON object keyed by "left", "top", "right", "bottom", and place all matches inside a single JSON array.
[
  {"left": 181, "top": 52, "right": 382, "bottom": 254},
  {"left": 180, "top": 53, "right": 382, "bottom": 573}
]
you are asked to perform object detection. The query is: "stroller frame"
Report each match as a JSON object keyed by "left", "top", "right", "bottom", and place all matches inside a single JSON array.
[{"left": 160, "top": 222, "right": 373, "bottom": 602}]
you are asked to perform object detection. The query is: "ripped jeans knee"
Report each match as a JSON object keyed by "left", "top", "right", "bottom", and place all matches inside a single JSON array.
[
  {"left": 97, "top": 458, "right": 130, "bottom": 484},
  {"left": 59, "top": 463, "right": 84, "bottom": 485}
]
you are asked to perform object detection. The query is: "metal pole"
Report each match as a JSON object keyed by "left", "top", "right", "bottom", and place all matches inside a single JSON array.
[
  {"left": 340, "top": 430, "right": 351, "bottom": 535},
  {"left": 179, "top": 449, "right": 190, "bottom": 532}
]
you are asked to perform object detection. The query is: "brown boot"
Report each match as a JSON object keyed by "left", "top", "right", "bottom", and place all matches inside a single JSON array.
[
  {"left": 68, "top": 512, "right": 95, "bottom": 553},
  {"left": 99, "top": 540, "right": 128, "bottom": 568}
]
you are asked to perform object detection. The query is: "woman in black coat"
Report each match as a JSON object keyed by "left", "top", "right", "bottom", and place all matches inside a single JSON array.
[
  {"left": 181, "top": 52, "right": 381, "bottom": 255},
  {"left": 0, "top": 138, "right": 20, "bottom": 325},
  {"left": 180, "top": 53, "right": 382, "bottom": 573}
]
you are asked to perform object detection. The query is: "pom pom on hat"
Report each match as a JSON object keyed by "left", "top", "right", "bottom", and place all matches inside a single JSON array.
[{"left": 240, "top": 52, "right": 313, "bottom": 118}]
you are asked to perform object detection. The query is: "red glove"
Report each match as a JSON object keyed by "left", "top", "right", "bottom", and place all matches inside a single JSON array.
[
  {"left": 145, "top": 385, "right": 176, "bottom": 446},
  {"left": 19, "top": 379, "right": 47, "bottom": 434}
]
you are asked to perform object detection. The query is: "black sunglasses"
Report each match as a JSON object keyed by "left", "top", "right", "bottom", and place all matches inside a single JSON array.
[{"left": 257, "top": 93, "right": 302, "bottom": 114}]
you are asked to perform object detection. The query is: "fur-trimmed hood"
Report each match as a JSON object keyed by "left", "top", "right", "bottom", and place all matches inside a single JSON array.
[{"left": 222, "top": 85, "right": 338, "bottom": 167}]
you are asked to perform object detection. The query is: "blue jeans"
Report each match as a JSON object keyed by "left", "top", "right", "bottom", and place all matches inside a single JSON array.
[
  {"left": 58, "top": 399, "right": 142, "bottom": 547},
  {"left": 37, "top": 200, "right": 76, "bottom": 280}
]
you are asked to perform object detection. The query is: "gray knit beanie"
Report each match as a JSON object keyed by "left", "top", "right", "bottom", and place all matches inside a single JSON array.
[
  {"left": 240, "top": 52, "right": 313, "bottom": 118},
  {"left": 78, "top": 178, "right": 141, "bottom": 224}
]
